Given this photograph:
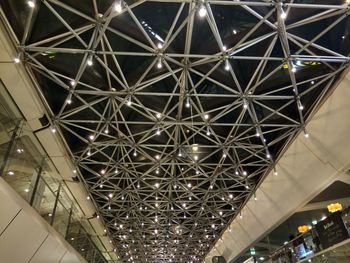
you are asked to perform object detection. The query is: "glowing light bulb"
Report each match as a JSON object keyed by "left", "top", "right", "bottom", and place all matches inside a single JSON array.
[
  {"left": 291, "top": 66, "right": 297, "bottom": 73},
  {"left": 157, "top": 43, "right": 163, "bottom": 49},
  {"left": 204, "top": 114, "right": 209, "bottom": 120},
  {"left": 14, "top": 57, "right": 20, "bottom": 63},
  {"left": 51, "top": 127, "right": 56, "bottom": 133},
  {"left": 256, "top": 129, "right": 260, "bottom": 137},
  {"left": 198, "top": 5, "right": 207, "bottom": 17},
  {"left": 243, "top": 99, "right": 248, "bottom": 109},
  {"left": 27, "top": 0, "right": 35, "bottom": 8},
  {"left": 156, "top": 128, "right": 161, "bottom": 135},
  {"left": 114, "top": 1, "right": 122, "bottom": 13},
  {"left": 297, "top": 100, "right": 304, "bottom": 111},
  {"left": 225, "top": 60, "right": 230, "bottom": 71},
  {"left": 206, "top": 126, "right": 211, "bottom": 136},
  {"left": 233, "top": 29, "right": 237, "bottom": 35},
  {"left": 280, "top": 10, "right": 287, "bottom": 20},
  {"left": 183, "top": 99, "right": 190, "bottom": 110},
  {"left": 66, "top": 93, "right": 72, "bottom": 104},
  {"left": 70, "top": 80, "right": 76, "bottom": 86},
  {"left": 87, "top": 56, "right": 93, "bottom": 66},
  {"left": 156, "top": 59, "right": 162, "bottom": 69},
  {"left": 126, "top": 96, "right": 132, "bottom": 106}
]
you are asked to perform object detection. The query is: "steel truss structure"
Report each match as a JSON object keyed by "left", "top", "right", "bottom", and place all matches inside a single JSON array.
[{"left": 1, "top": 0, "right": 350, "bottom": 262}]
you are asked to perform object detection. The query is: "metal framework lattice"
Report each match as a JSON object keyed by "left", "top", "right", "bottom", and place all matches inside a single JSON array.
[{"left": 1, "top": 0, "right": 350, "bottom": 262}]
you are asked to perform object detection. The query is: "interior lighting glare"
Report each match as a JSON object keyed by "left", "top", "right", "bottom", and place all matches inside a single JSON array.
[
  {"left": 66, "top": 93, "right": 72, "bottom": 104},
  {"left": 198, "top": 5, "right": 207, "bottom": 17},
  {"left": 243, "top": 99, "right": 248, "bottom": 109},
  {"left": 114, "top": 1, "right": 122, "bottom": 13},
  {"left": 297, "top": 100, "right": 304, "bottom": 111},
  {"left": 87, "top": 56, "right": 93, "bottom": 66},
  {"left": 156, "top": 59, "right": 162, "bottom": 69},
  {"left": 225, "top": 60, "right": 230, "bottom": 71},
  {"left": 280, "top": 10, "right": 287, "bottom": 19},
  {"left": 206, "top": 126, "right": 211, "bottom": 136},
  {"left": 27, "top": 0, "right": 35, "bottom": 8}
]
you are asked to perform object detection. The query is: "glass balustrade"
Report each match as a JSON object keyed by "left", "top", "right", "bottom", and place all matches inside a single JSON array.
[{"left": 0, "top": 82, "right": 112, "bottom": 262}]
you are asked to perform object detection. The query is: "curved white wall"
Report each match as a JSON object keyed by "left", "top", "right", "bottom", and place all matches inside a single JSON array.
[
  {"left": 0, "top": 177, "right": 86, "bottom": 263},
  {"left": 204, "top": 69, "right": 350, "bottom": 263}
]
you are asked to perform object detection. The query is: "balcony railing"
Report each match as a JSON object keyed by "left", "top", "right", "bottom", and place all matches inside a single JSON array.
[{"left": 0, "top": 81, "right": 112, "bottom": 262}]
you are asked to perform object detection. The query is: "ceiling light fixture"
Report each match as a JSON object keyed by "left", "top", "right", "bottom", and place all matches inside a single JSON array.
[
  {"left": 185, "top": 96, "right": 190, "bottom": 108},
  {"left": 156, "top": 58, "right": 163, "bottom": 69},
  {"left": 297, "top": 99, "right": 304, "bottom": 111},
  {"left": 206, "top": 126, "right": 211, "bottom": 136},
  {"left": 198, "top": 4, "right": 207, "bottom": 17},
  {"left": 27, "top": 0, "right": 35, "bottom": 8},
  {"left": 126, "top": 96, "right": 132, "bottom": 106},
  {"left": 114, "top": 1, "right": 122, "bottom": 12},
  {"left": 243, "top": 98, "right": 248, "bottom": 109},
  {"left": 66, "top": 93, "right": 72, "bottom": 104},
  {"left": 225, "top": 60, "right": 230, "bottom": 71},
  {"left": 87, "top": 55, "right": 93, "bottom": 66},
  {"left": 280, "top": 10, "right": 287, "bottom": 20}
]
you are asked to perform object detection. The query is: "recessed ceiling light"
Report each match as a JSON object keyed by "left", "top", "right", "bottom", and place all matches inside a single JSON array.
[{"left": 27, "top": 0, "right": 35, "bottom": 8}]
